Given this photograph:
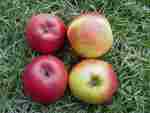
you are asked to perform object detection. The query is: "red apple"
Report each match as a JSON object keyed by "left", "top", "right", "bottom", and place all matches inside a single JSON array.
[
  {"left": 67, "top": 13, "right": 113, "bottom": 58},
  {"left": 25, "top": 14, "right": 66, "bottom": 53},
  {"left": 22, "top": 55, "right": 68, "bottom": 104},
  {"left": 69, "top": 59, "right": 118, "bottom": 104}
]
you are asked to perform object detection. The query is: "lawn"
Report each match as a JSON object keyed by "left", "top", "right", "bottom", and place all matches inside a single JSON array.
[{"left": 0, "top": 0, "right": 150, "bottom": 113}]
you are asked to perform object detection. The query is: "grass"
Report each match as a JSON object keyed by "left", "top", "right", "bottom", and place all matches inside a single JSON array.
[{"left": 0, "top": 0, "right": 150, "bottom": 113}]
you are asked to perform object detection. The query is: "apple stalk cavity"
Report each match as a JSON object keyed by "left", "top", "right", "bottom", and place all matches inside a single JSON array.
[{"left": 89, "top": 75, "right": 102, "bottom": 87}]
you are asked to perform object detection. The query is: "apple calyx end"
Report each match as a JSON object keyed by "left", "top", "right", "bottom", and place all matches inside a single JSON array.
[{"left": 43, "top": 27, "right": 49, "bottom": 34}]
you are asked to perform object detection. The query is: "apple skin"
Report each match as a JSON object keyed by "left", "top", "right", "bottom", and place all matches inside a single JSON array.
[
  {"left": 69, "top": 59, "right": 118, "bottom": 104},
  {"left": 67, "top": 13, "right": 113, "bottom": 58},
  {"left": 22, "top": 55, "right": 68, "bottom": 104},
  {"left": 25, "top": 14, "right": 66, "bottom": 53}
]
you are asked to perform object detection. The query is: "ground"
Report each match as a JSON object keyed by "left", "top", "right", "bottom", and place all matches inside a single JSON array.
[{"left": 0, "top": 0, "right": 150, "bottom": 113}]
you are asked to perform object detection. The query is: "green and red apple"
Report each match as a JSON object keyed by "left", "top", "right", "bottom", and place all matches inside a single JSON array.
[
  {"left": 67, "top": 13, "right": 113, "bottom": 58},
  {"left": 69, "top": 59, "right": 118, "bottom": 104}
]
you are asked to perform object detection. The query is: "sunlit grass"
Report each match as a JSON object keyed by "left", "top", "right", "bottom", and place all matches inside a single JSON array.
[{"left": 0, "top": 0, "right": 150, "bottom": 113}]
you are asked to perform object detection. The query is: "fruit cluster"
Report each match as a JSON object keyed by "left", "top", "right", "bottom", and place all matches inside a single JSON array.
[{"left": 22, "top": 13, "right": 118, "bottom": 105}]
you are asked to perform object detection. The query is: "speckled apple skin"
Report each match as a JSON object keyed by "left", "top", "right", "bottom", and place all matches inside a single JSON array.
[
  {"left": 25, "top": 14, "right": 66, "bottom": 53},
  {"left": 69, "top": 59, "right": 118, "bottom": 104},
  {"left": 67, "top": 14, "right": 113, "bottom": 58},
  {"left": 22, "top": 55, "right": 68, "bottom": 104}
]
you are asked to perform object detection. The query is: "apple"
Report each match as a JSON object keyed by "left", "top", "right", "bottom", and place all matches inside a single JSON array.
[
  {"left": 67, "top": 13, "right": 113, "bottom": 58},
  {"left": 25, "top": 14, "right": 66, "bottom": 53},
  {"left": 21, "top": 55, "right": 68, "bottom": 104},
  {"left": 69, "top": 59, "right": 118, "bottom": 104}
]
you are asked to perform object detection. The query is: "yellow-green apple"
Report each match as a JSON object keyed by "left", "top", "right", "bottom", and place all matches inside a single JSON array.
[
  {"left": 67, "top": 13, "right": 113, "bottom": 58},
  {"left": 21, "top": 55, "right": 68, "bottom": 104},
  {"left": 69, "top": 59, "right": 118, "bottom": 104},
  {"left": 25, "top": 14, "right": 66, "bottom": 53}
]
